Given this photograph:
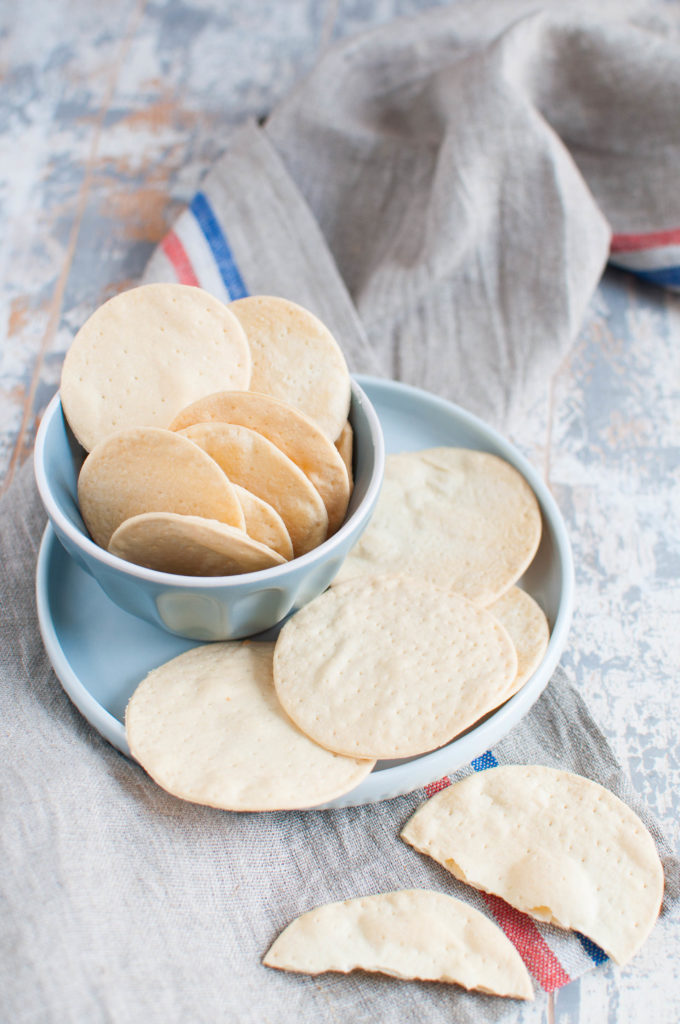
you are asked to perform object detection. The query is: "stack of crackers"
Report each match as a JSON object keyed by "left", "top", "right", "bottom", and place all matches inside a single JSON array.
[{"left": 61, "top": 286, "right": 353, "bottom": 574}]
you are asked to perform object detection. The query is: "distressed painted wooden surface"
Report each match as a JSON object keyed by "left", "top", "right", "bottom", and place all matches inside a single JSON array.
[{"left": 1, "top": 1, "right": 679, "bottom": 1021}]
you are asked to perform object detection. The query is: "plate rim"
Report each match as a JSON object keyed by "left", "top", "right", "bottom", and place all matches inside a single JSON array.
[{"left": 35, "top": 375, "right": 574, "bottom": 806}]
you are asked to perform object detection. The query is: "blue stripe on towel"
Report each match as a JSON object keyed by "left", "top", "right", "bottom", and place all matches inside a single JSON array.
[
  {"left": 471, "top": 750, "right": 499, "bottom": 772},
  {"left": 576, "top": 932, "right": 608, "bottom": 965},
  {"left": 190, "top": 191, "right": 249, "bottom": 299}
]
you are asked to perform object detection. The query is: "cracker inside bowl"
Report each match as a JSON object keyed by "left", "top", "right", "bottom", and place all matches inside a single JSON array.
[{"left": 34, "top": 376, "right": 384, "bottom": 640}]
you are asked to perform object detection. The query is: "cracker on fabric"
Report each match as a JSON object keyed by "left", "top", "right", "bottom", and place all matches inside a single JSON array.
[
  {"left": 61, "top": 283, "right": 251, "bottom": 451},
  {"left": 263, "top": 889, "right": 533, "bottom": 999},
  {"left": 401, "top": 765, "right": 664, "bottom": 966},
  {"left": 125, "top": 642, "right": 375, "bottom": 810},
  {"left": 272, "top": 574, "right": 517, "bottom": 759},
  {"left": 229, "top": 295, "right": 350, "bottom": 441},
  {"left": 78, "top": 426, "right": 244, "bottom": 550}
]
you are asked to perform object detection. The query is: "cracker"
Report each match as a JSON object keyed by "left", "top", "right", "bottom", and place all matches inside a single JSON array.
[
  {"left": 61, "top": 283, "right": 251, "bottom": 451},
  {"left": 78, "top": 427, "right": 245, "bottom": 550},
  {"left": 335, "top": 420, "right": 354, "bottom": 494},
  {"left": 179, "top": 422, "right": 328, "bottom": 557},
  {"left": 263, "top": 889, "right": 533, "bottom": 998},
  {"left": 170, "top": 390, "right": 350, "bottom": 534},
  {"left": 229, "top": 295, "right": 350, "bottom": 441},
  {"left": 401, "top": 765, "right": 664, "bottom": 965},
  {"left": 109, "top": 513, "right": 285, "bottom": 575},
  {"left": 488, "top": 587, "right": 550, "bottom": 699},
  {"left": 232, "top": 484, "right": 293, "bottom": 560},
  {"left": 125, "top": 642, "right": 374, "bottom": 810},
  {"left": 334, "top": 448, "right": 541, "bottom": 605},
  {"left": 272, "top": 574, "right": 517, "bottom": 759}
]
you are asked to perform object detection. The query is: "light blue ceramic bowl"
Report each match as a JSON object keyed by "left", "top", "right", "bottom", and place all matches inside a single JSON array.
[{"left": 34, "top": 380, "right": 385, "bottom": 641}]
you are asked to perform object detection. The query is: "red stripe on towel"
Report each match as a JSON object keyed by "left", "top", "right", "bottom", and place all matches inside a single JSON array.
[
  {"left": 611, "top": 227, "right": 680, "bottom": 252},
  {"left": 161, "top": 231, "right": 200, "bottom": 286},
  {"left": 483, "top": 893, "right": 571, "bottom": 992},
  {"left": 424, "top": 777, "right": 451, "bottom": 798}
]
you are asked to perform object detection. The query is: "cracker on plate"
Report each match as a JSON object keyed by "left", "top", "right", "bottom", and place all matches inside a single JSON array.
[
  {"left": 487, "top": 587, "right": 550, "bottom": 700},
  {"left": 334, "top": 447, "right": 541, "bottom": 605},
  {"left": 125, "top": 642, "right": 375, "bottom": 811},
  {"left": 273, "top": 574, "right": 517, "bottom": 759}
]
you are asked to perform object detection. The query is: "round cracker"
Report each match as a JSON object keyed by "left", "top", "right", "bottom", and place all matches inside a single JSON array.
[
  {"left": 334, "top": 447, "right": 542, "bottom": 605},
  {"left": 229, "top": 295, "right": 350, "bottom": 441},
  {"left": 273, "top": 574, "right": 517, "bottom": 759},
  {"left": 125, "top": 642, "right": 375, "bottom": 811},
  {"left": 78, "top": 426, "right": 245, "bottom": 549},
  {"left": 170, "top": 390, "right": 350, "bottom": 534},
  {"left": 61, "top": 283, "right": 251, "bottom": 451},
  {"left": 179, "top": 422, "right": 328, "bottom": 557},
  {"left": 232, "top": 484, "right": 293, "bottom": 560},
  {"left": 488, "top": 587, "right": 550, "bottom": 699},
  {"left": 263, "top": 889, "right": 533, "bottom": 999},
  {"left": 109, "top": 512, "right": 285, "bottom": 575},
  {"left": 335, "top": 420, "right": 354, "bottom": 494},
  {"left": 401, "top": 765, "right": 665, "bottom": 966}
]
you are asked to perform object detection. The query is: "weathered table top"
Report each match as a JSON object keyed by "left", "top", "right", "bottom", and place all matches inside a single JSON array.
[{"left": 2, "top": 1, "right": 679, "bottom": 1021}]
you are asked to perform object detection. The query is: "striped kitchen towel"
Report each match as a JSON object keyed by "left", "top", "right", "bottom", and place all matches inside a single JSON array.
[
  {"left": 610, "top": 229, "right": 680, "bottom": 290},
  {"left": 146, "top": 4, "right": 680, "bottom": 437}
]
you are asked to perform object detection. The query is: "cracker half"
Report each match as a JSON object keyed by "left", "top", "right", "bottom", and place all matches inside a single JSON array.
[
  {"left": 334, "top": 448, "right": 541, "bottom": 605},
  {"left": 61, "top": 283, "right": 251, "bottom": 451},
  {"left": 401, "top": 765, "right": 664, "bottom": 965},
  {"left": 233, "top": 484, "right": 293, "bottom": 560},
  {"left": 273, "top": 574, "right": 517, "bottom": 759},
  {"left": 264, "top": 889, "right": 533, "bottom": 999},
  {"left": 487, "top": 587, "right": 550, "bottom": 700},
  {"left": 170, "top": 390, "right": 350, "bottom": 534},
  {"left": 125, "top": 642, "right": 375, "bottom": 810},
  {"left": 78, "top": 427, "right": 244, "bottom": 550},
  {"left": 180, "top": 422, "right": 328, "bottom": 557},
  {"left": 109, "top": 513, "right": 285, "bottom": 575},
  {"left": 229, "top": 295, "right": 350, "bottom": 441}
]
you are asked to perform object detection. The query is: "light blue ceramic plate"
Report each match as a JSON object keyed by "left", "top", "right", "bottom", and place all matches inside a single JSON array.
[{"left": 36, "top": 376, "right": 574, "bottom": 808}]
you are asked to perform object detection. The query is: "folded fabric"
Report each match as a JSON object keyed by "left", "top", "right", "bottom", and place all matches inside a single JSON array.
[
  {"left": 147, "top": 3, "right": 680, "bottom": 432},
  {"left": 3, "top": 4, "right": 680, "bottom": 1022}
]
